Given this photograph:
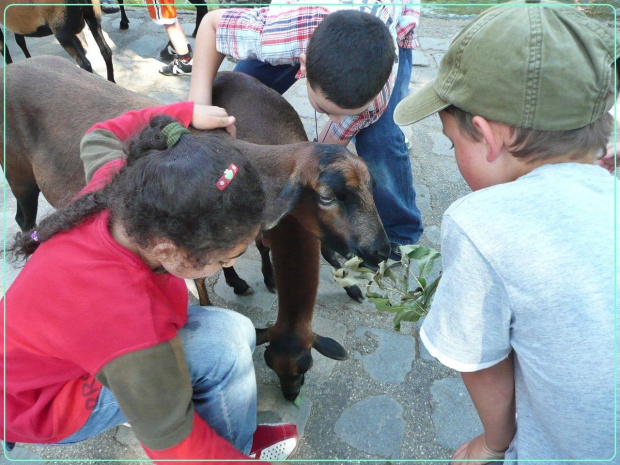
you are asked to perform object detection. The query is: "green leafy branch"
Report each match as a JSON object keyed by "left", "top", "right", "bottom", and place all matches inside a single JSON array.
[{"left": 331, "top": 245, "right": 442, "bottom": 331}]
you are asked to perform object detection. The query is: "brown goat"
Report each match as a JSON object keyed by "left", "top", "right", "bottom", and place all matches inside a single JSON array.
[
  {"left": 1, "top": 56, "right": 390, "bottom": 400},
  {"left": 0, "top": 0, "right": 114, "bottom": 82}
]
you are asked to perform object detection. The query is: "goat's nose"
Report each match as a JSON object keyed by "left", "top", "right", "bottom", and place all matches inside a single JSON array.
[{"left": 374, "top": 238, "right": 391, "bottom": 262}]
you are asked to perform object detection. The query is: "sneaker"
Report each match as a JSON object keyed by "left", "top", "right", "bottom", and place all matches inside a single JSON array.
[
  {"left": 160, "top": 41, "right": 192, "bottom": 61},
  {"left": 100, "top": 0, "right": 120, "bottom": 14},
  {"left": 159, "top": 58, "right": 193, "bottom": 76},
  {"left": 249, "top": 423, "right": 298, "bottom": 461}
]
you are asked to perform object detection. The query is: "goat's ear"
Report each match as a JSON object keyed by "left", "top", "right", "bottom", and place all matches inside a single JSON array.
[
  {"left": 256, "top": 327, "right": 270, "bottom": 346},
  {"left": 313, "top": 334, "right": 348, "bottom": 360},
  {"left": 263, "top": 180, "right": 304, "bottom": 230}
]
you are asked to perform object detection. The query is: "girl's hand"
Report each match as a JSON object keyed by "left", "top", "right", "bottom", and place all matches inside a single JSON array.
[
  {"left": 191, "top": 104, "right": 237, "bottom": 138},
  {"left": 451, "top": 434, "right": 506, "bottom": 465}
]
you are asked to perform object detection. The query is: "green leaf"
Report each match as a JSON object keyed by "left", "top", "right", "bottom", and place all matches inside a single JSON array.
[
  {"left": 334, "top": 276, "right": 363, "bottom": 288},
  {"left": 399, "top": 310, "right": 423, "bottom": 323},
  {"left": 343, "top": 256, "right": 364, "bottom": 268},
  {"left": 417, "top": 249, "right": 441, "bottom": 278},
  {"left": 293, "top": 392, "right": 303, "bottom": 408},
  {"left": 422, "top": 274, "right": 442, "bottom": 306},
  {"left": 368, "top": 297, "right": 393, "bottom": 311}
]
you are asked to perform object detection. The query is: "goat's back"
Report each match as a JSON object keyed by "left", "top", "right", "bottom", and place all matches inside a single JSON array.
[
  {"left": 2, "top": 56, "right": 309, "bottom": 207},
  {"left": 0, "top": 0, "right": 87, "bottom": 34},
  {"left": 2, "top": 56, "right": 154, "bottom": 206},
  {"left": 212, "top": 72, "right": 308, "bottom": 145}
]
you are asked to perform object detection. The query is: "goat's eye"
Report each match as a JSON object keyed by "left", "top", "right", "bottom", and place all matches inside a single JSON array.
[{"left": 319, "top": 194, "right": 336, "bottom": 205}]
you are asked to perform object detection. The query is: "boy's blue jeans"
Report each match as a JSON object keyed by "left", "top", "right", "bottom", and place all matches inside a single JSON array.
[
  {"left": 58, "top": 306, "right": 257, "bottom": 454},
  {"left": 234, "top": 47, "right": 424, "bottom": 248}
]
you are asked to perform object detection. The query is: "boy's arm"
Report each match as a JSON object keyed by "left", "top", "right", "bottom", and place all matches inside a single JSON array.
[
  {"left": 452, "top": 356, "right": 516, "bottom": 465},
  {"left": 189, "top": 9, "right": 228, "bottom": 105}
]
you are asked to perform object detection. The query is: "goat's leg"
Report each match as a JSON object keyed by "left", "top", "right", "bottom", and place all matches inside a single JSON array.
[
  {"left": 256, "top": 239, "right": 276, "bottom": 293},
  {"left": 14, "top": 34, "right": 31, "bottom": 58},
  {"left": 83, "top": 6, "right": 115, "bottom": 82},
  {"left": 0, "top": 29, "right": 12, "bottom": 64},
  {"left": 321, "top": 244, "right": 364, "bottom": 303},
  {"left": 117, "top": 0, "right": 130, "bottom": 30},
  {"left": 53, "top": 27, "right": 94, "bottom": 73},
  {"left": 187, "top": 0, "right": 207, "bottom": 38},
  {"left": 222, "top": 266, "right": 254, "bottom": 296},
  {"left": 12, "top": 183, "right": 40, "bottom": 232},
  {"left": 193, "top": 277, "right": 212, "bottom": 306}
]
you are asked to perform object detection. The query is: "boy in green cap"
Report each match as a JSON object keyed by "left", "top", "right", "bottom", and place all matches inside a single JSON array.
[{"left": 394, "top": 3, "right": 617, "bottom": 463}]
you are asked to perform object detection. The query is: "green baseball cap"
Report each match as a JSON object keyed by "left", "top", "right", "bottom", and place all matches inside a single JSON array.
[{"left": 394, "top": 1, "right": 618, "bottom": 130}]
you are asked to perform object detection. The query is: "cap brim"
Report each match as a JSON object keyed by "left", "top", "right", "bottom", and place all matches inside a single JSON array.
[{"left": 394, "top": 80, "right": 450, "bottom": 126}]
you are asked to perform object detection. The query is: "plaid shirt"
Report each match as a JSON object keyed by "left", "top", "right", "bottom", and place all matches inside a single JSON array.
[{"left": 216, "top": 0, "right": 420, "bottom": 141}]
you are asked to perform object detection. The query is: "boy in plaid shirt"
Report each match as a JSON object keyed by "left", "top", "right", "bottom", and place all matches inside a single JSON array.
[{"left": 189, "top": 1, "right": 423, "bottom": 254}]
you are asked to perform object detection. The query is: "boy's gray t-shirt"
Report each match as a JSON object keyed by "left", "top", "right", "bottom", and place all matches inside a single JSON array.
[{"left": 421, "top": 163, "right": 617, "bottom": 463}]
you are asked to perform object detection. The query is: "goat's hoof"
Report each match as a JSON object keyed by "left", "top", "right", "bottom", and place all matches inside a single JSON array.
[
  {"left": 120, "top": 21, "right": 129, "bottom": 30},
  {"left": 264, "top": 278, "right": 277, "bottom": 293},
  {"left": 345, "top": 285, "right": 364, "bottom": 303},
  {"left": 234, "top": 285, "right": 254, "bottom": 296}
]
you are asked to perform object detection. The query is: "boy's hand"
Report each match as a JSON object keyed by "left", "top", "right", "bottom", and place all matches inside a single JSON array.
[
  {"left": 597, "top": 141, "right": 618, "bottom": 175},
  {"left": 191, "top": 104, "right": 237, "bottom": 138},
  {"left": 451, "top": 434, "right": 506, "bottom": 465}
]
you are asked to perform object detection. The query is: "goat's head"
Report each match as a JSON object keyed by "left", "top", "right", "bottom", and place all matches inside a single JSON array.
[
  {"left": 256, "top": 327, "right": 347, "bottom": 401},
  {"left": 294, "top": 145, "right": 391, "bottom": 268}
]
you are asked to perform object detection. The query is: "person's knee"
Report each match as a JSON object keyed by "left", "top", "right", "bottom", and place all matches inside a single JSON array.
[{"left": 182, "top": 308, "right": 256, "bottom": 382}]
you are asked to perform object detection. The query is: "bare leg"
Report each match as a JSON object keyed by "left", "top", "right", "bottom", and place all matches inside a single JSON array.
[{"left": 164, "top": 21, "right": 189, "bottom": 56}]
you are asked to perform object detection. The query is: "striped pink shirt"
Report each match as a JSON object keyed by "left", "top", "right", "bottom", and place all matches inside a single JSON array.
[{"left": 216, "top": 0, "right": 420, "bottom": 141}]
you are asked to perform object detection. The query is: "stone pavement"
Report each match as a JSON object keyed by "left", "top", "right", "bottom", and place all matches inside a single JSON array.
[{"left": 0, "top": 9, "right": 505, "bottom": 464}]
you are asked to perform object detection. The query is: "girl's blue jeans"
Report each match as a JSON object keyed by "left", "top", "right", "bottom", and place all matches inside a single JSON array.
[
  {"left": 58, "top": 306, "right": 257, "bottom": 454},
  {"left": 233, "top": 47, "right": 424, "bottom": 249}
]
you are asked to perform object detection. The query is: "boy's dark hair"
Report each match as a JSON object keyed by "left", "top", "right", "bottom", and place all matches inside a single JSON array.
[
  {"left": 305, "top": 10, "right": 395, "bottom": 109},
  {"left": 9, "top": 116, "right": 266, "bottom": 266},
  {"left": 445, "top": 105, "right": 614, "bottom": 164}
]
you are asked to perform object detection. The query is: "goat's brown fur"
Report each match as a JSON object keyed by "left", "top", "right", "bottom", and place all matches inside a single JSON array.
[
  {"left": 0, "top": 0, "right": 114, "bottom": 82},
  {"left": 1, "top": 56, "right": 389, "bottom": 400}
]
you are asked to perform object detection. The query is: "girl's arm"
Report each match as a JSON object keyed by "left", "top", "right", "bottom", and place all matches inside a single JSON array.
[
  {"left": 189, "top": 9, "right": 228, "bottom": 105},
  {"left": 96, "top": 338, "right": 258, "bottom": 464},
  {"left": 80, "top": 102, "right": 195, "bottom": 184},
  {"left": 451, "top": 356, "right": 516, "bottom": 465}
]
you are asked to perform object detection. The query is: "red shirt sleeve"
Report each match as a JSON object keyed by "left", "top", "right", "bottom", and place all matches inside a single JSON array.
[
  {"left": 143, "top": 412, "right": 261, "bottom": 465},
  {"left": 86, "top": 102, "right": 195, "bottom": 142}
]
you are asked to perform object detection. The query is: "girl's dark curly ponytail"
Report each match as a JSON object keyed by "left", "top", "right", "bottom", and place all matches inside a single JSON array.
[{"left": 7, "top": 188, "right": 109, "bottom": 262}]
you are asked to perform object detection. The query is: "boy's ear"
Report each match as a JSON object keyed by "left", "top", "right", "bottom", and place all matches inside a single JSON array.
[
  {"left": 472, "top": 115, "right": 505, "bottom": 162},
  {"left": 299, "top": 53, "right": 307, "bottom": 77}
]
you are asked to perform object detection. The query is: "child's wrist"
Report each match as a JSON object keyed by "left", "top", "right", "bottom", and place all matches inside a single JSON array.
[{"left": 482, "top": 436, "right": 508, "bottom": 459}]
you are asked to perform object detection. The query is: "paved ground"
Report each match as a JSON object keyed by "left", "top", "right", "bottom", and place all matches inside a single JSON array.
[{"left": 0, "top": 7, "right": 615, "bottom": 465}]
